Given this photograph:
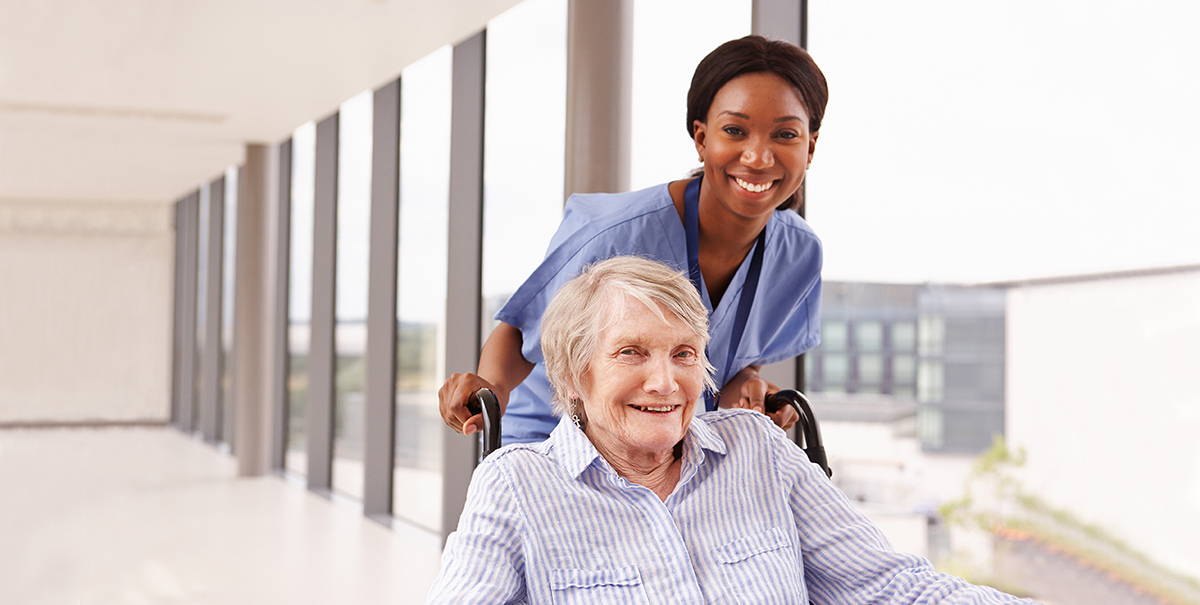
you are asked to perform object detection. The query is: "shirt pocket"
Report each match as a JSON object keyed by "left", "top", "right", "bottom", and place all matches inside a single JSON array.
[
  {"left": 714, "top": 527, "right": 804, "bottom": 604},
  {"left": 549, "top": 565, "right": 650, "bottom": 605}
]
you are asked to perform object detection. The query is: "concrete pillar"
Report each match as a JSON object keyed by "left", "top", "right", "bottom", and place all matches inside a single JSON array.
[
  {"left": 564, "top": 0, "right": 632, "bottom": 197},
  {"left": 752, "top": 0, "right": 806, "bottom": 48},
  {"left": 269, "top": 141, "right": 291, "bottom": 471},
  {"left": 307, "top": 113, "right": 340, "bottom": 494},
  {"left": 443, "top": 30, "right": 487, "bottom": 543},
  {"left": 199, "top": 178, "right": 225, "bottom": 443},
  {"left": 233, "top": 144, "right": 272, "bottom": 477},
  {"left": 363, "top": 78, "right": 401, "bottom": 519}
]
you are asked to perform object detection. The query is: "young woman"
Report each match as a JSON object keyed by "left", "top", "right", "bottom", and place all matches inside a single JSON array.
[{"left": 440, "top": 35, "right": 827, "bottom": 444}]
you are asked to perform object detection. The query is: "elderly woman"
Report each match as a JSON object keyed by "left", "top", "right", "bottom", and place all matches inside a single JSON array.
[{"left": 427, "top": 257, "right": 1037, "bottom": 605}]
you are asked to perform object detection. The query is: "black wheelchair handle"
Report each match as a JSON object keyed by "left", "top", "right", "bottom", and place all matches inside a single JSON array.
[
  {"left": 765, "top": 389, "right": 832, "bottom": 479},
  {"left": 466, "top": 388, "right": 502, "bottom": 460}
]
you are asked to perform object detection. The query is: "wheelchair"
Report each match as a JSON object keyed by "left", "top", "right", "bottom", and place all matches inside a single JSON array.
[{"left": 468, "top": 387, "right": 832, "bottom": 479}]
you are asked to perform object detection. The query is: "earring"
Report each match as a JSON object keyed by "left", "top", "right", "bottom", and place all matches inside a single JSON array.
[{"left": 570, "top": 399, "right": 587, "bottom": 431}]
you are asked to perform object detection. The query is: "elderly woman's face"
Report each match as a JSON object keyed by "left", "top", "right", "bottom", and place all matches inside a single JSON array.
[{"left": 577, "top": 296, "right": 707, "bottom": 461}]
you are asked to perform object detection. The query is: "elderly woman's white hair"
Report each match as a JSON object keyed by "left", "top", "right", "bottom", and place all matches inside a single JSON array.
[{"left": 540, "top": 255, "right": 717, "bottom": 416}]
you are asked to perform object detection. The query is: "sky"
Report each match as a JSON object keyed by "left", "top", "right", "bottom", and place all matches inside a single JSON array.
[{"left": 805, "top": 1, "right": 1200, "bottom": 284}]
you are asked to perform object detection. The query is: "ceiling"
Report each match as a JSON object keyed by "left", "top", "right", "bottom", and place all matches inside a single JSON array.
[{"left": 0, "top": 0, "right": 524, "bottom": 203}]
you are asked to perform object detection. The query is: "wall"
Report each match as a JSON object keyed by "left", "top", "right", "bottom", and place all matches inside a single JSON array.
[
  {"left": 0, "top": 199, "right": 174, "bottom": 424},
  {"left": 1006, "top": 269, "right": 1200, "bottom": 579}
]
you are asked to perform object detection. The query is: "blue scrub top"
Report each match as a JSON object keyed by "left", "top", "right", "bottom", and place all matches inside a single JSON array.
[{"left": 495, "top": 182, "right": 823, "bottom": 443}]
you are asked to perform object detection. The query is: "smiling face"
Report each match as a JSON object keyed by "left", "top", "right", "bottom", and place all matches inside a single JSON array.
[
  {"left": 693, "top": 71, "right": 817, "bottom": 221},
  {"left": 574, "top": 296, "right": 708, "bottom": 465}
]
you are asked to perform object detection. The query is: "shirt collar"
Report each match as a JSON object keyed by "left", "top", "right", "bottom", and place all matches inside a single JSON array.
[{"left": 548, "top": 411, "right": 729, "bottom": 480}]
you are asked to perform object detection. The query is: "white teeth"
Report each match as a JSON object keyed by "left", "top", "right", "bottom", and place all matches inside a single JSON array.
[{"left": 735, "top": 177, "right": 773, "bottom": 193}]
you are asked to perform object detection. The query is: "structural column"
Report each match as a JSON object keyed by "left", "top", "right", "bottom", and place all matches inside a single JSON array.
[
  {"left": 198, "top": 178, "right": 226, "bottom": 443},
  {"left": 270, "top": 141, "right": 293, "bottom": 471},
  {"left": 174, "top": 192, "right": 200, "bottom": 433},
  {"left": 233, "top": 144, "right": 273, "bottom": 476},
  {"left": 442, "top": 30, "right": 487, "bottom": 543},
  {"left": 307, "top": 113, "right": 339, "bottom": 494},
  {"left": 752, "top": 0, "right": 806, "bottom": 48},
  {"left": 564, "top": 0, "right": 632, "bottom": 197},
  {"left": 363, "top": 78, "right": 402, "bottom": 519}
]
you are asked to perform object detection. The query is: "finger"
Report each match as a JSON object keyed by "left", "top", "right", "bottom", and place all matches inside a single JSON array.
[
  {"left": 462, "top": 413, "right": 482, "bottom": 435},
  {"left": 449, "top": 386, "right": 477, "bottom": 434},
  {"left": 772, "top": 405, "right": 799, "bottom": 431},
  {"left": 742, "top": 379, "right": 769, "bottom": 414}
]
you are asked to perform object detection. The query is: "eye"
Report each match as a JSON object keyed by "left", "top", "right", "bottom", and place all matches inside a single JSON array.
[
  {"left": 775, "top": 129, "right": 800, "bottom": 141},
  {"left": 674, "top": 349, "right": 697, "bottom": 362},
  {"left": 722, "top": 125, "right": 745, "bottom": 137},
  {"left": 619, "top": 347, "right": 640, "bottom": 356}
]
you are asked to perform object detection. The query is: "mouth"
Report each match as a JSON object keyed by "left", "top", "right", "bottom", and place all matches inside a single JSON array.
[
  {"left": 630, "top": 404, "right": 678, "bottom": 413},
  {"left": 733, "top": 176, "right": 775, "bottom": 194}
]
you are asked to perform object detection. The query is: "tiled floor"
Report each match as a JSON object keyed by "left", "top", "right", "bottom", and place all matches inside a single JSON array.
[{"left": 0, "top": 426, "right": 443, "bottom": 605}]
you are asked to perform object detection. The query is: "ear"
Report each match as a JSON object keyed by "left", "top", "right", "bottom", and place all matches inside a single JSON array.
[
  {"left": 693, "top": 120, "right": 708, "bottom": 160},
  {"left": 807, "top": 130, "right": 819, "bottom": 165}
]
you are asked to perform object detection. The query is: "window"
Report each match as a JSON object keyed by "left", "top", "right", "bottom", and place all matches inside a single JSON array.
[
  {"left": 821, "top": 319, "right": 848, "bottom": 351},
  {"left": 892, "top": 354, "right": 916, "bottom": 384},
  {"left": 918, "top": 315, "right": 944, "bottom": 356},
  {"left": 393, "top": 46, "right": 453, "bottom": 533},
  {"left": 481, "top": 0, "right": 568, "bottom": 338},
  {"left": 286, "top": 121, "right": 316, "bottom": 477},
  {"left": 891, "top": 321, "right": 916, "bottom": 351},
  {"left": 823, "top": 353, "right": 849, "bottom": 384},
  {"left": 854, "top": 321, "right": 883, "bottom": 351},
  {"left": 917, "top": 360, "right": 944, "bottom": 403},
  {"left": 858, "top": 353, "right": 883, "bottom": 385},
  {"left": 332, "top": 89, "right": 374, "bottom": 500}
]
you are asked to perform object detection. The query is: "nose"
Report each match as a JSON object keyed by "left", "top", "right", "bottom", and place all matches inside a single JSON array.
[
  {"left": 740, "top": 137, "right": 775, "bottom": 169},
  {"left": 642, "top": 355, "right": 679, "bottom": 395}
]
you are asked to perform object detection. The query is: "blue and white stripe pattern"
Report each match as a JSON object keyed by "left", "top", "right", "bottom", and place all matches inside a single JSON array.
[{"left": 427, "top": 409, "right": 1038, "bottom": 604}]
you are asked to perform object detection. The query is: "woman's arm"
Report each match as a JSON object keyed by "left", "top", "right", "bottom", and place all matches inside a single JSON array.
[
  {"left": 426, "top": 462, "right": 527, "bottom": 603},
  {"left": 439, "top": 322, "right": 535, "bottom": 435},
  {"left": 718, "top": 365, "right": 799, "bottom": 430},
  {"left": 769, "top": 426, "right": 1036, "bottom": 605}
]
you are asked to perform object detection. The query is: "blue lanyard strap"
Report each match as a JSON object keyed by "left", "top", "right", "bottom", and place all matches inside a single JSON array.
[{"left": 683, "top": 177, "right": 767, "bottom": 412}]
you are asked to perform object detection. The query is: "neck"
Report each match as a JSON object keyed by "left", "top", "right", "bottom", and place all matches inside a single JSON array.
[
  {"left": 669, "top": 178, "right": 768, "bottom": 253},
  {"left": 593, "top": 440, "right": 682, "bottom": 502}
]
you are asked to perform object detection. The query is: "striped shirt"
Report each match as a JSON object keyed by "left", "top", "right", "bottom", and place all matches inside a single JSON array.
[{"left": 427, "top": 410, "right": 1038, "bottom": 604}]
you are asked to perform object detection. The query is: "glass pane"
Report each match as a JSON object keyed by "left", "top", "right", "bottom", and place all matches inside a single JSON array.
[
  {"left": 630, "top": 0, "right": 751, "bottom": 189},
  {"left": 854, "top": 321, "right": 883, "bottom": 351},
  {"left": 823, "top": 353, "right": 848, "bottom": 384},
  {"left": 918, "top": 315, "right": 944, "bottom": 356},
  {"left": 917, "top": 360, "right": 943, "bottom": 403},
  {"left": 481, "top": 0, "right": 568, "bottom": 338},
  {"left": 194, "top": 182, "right": 209, "bottom": 431},
  {"left": 857, "top": 354, "right": 883, "bottom": 384},
  {"left": 394, "top": 46, "right": 453, "bottom": 532},
  {"left": 219, "top": 167, "right": 239, "bottom": 448},
  {"left": 332, "top": 90, "right": 374, "bottom": 500},
  {"left": 892, "top": 354, "right": 915, "bottom": 384},
  {"left": 891, "top": 321, "right": 916, "bottom": 351},
  {"left": 286, "top": 121, "right": 317, "bottom": 477},
  {"left": 821, "top": 319, "right": 848, "bottom": 351}
]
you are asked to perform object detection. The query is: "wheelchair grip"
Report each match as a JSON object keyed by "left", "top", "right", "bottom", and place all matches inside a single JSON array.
[
  {"left": 765, "top": 389, "right": 832, "bottom": 479},
  {"left": 466, "top": 388, "right": 502, "bottom": 459}
]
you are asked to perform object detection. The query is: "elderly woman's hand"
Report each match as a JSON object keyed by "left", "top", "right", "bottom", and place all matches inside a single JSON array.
[{"left": 719, "top": 366, "right": 800, "bottom": 431}]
